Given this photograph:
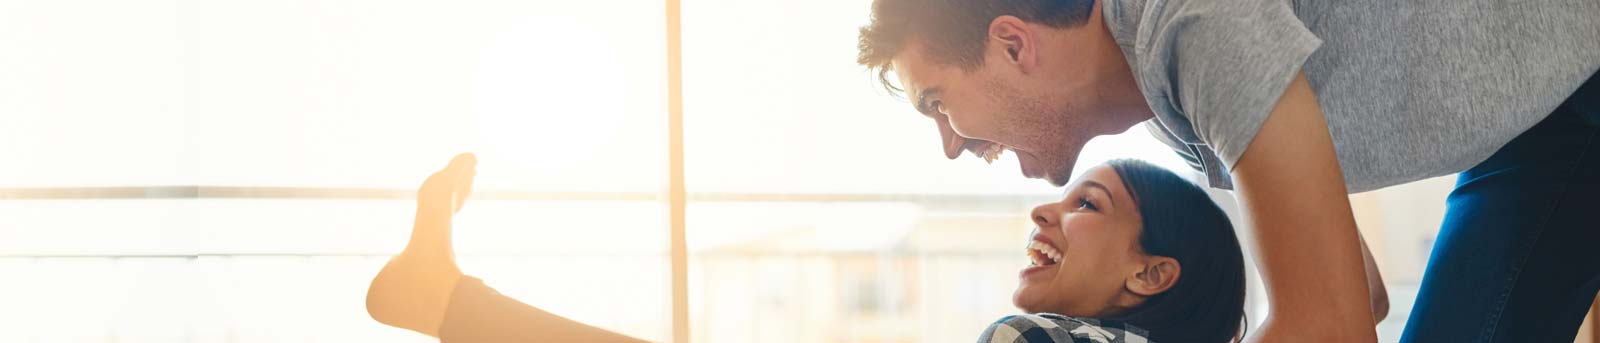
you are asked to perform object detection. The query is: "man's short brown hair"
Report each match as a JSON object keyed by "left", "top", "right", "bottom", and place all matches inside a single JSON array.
[{"left": 856, "top": 0, "right": 1097, "bottom": 93}]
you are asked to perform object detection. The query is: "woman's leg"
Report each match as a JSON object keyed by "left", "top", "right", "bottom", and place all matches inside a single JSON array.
[
  {"left": 1400, "top": 74, "right": 1600, "bottom": 342},
  {"left": 365, "top": 153, "right": 646, "bottom": 342},
  {"left": 366, "top": 153, "right": 473, "bottom": 337},
  {"left": 438, "top": 275, "right": 646, "bottom": 342}
]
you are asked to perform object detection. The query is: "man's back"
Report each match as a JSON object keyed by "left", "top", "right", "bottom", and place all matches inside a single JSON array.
[
  {"left": 1298, "top": 0, "right": 1599, "bottom": 191},
  {"left": 1111, "top": 0, "right": 1600, "bottom": 192}
]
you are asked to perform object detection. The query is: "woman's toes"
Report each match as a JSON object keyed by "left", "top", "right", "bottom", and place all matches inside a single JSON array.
[
  {"left": 448, "top": 153, "right": 475, "bottom": 213},
  {"left": 418, "top": 153, "right": 477, "bottom": 215}
]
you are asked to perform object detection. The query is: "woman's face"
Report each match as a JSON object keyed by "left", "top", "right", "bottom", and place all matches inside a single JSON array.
[{"left": 1013, "top": 165, "right": 1149, "bottom": 317}]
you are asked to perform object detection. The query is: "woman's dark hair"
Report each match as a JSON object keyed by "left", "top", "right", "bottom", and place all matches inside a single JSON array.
[{"left": 1104, "top": 159, "right": 1247, "bottom": 343}]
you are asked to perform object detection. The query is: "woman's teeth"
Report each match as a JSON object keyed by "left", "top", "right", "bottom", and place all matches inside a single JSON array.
[{"left": 1027, "top": 241, "right": 1062, "bottom": 266}]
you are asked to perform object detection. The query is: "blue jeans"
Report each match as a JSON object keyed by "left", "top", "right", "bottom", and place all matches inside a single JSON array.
[{"left": 1401, "top": 72, "right": 1600, "bottom": 343}]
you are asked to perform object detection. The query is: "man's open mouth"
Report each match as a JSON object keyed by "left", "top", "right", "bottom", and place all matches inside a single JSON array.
[{"left": 969, "top": 140, "right": 1013, "bottom": 164}]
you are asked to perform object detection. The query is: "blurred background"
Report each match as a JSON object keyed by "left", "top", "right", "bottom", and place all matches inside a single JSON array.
[{"left": 0, "top": 0, "right": 1592, "bottom": 342}]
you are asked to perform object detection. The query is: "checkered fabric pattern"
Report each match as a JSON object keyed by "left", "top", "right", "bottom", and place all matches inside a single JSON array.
[{"left": 977, "top": 314, "right": 1153, "bottom": 343}]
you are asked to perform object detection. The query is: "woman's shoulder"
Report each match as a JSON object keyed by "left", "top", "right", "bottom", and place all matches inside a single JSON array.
[{"left": 977, "top": 313, "right": 1154, "bottom": 343}]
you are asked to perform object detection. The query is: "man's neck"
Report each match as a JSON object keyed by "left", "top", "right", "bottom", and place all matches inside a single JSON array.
[{"left": 1091, "top": 0, "right": 1158, "bottom": 134}]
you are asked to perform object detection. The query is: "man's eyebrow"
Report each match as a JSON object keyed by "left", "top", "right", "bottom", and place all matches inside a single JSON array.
[
  {"left": 1078, "top": 180, "right": 1116, "bottom": 209},
  {"left": 914, "top": 87, "right": 942, "bottom": 116}
]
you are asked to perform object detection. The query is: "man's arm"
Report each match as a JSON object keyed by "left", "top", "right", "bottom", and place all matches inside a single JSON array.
[
  {"left": 1360, "top": 232, "right": 1389, "bottom": 323},
  {"left": 1230, "top": 72, "right": 1378, "bottom": 342}
]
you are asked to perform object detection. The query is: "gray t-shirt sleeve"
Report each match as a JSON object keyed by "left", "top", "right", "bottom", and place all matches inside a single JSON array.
[{"left": 1135, "top": 0, "right": 1323, "bottom": 169}]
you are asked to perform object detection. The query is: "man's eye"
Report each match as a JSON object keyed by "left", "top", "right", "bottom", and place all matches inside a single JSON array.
[{"left": 1077, "top": 197, "right": 1099, "bottom": 211}]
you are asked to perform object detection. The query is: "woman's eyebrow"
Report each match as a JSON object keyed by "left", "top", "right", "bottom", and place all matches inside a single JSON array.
[{"left": 1079, "top": 180, "right": 1116, "bottom": 208}]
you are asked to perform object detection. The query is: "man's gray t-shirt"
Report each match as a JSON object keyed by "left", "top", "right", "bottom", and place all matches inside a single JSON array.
[{"left": 1104, "top": 0, "right": 1600, "bottom": 193}]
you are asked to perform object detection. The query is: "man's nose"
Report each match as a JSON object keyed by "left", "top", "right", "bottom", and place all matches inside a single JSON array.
[{"left": 936, "top": 115, "right": 965, "bottom": 160}]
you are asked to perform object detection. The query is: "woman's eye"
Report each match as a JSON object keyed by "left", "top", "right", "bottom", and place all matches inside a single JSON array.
[{"left": 1077, "top": 197, "right": 1099, "bottom": 211}]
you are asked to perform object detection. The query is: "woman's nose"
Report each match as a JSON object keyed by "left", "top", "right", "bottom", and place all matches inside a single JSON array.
[{"left": 1030, "top": 203, "right": 1057, "bottom": 227}]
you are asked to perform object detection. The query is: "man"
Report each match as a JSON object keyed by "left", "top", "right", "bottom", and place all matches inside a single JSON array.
[{"left": 855, "top": 0, "right": 1599, "bottom": 342}]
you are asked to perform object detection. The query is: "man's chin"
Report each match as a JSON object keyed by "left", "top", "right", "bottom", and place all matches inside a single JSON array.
[
  {"left": 1041, "top": 167, "right": 1073, "bottom": 187},
  {"left": 1018, "top": 152, "right": 1073, "bottom": 186},
  {"left": 1024, "top": 156, "right": 1075, "bottom": 185},
  {"left": 1044, "top": 174, "right": 1069, "bottom": 187}
]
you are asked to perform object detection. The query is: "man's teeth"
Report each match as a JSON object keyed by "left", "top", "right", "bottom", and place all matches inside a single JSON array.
[
  {"left": 1027, "top": 240, "right": 1062, "bottom": 265},
  {"left": 979, "top": 144, "right": 1008, "bottom": 164}
]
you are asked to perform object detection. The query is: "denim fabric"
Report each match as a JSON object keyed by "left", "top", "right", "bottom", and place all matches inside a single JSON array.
[{"left": 1402, "top": 72, "right": 1600, "bottom": 342}]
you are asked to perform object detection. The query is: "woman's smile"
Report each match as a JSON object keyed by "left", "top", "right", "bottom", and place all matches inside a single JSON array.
[{"left": 1021, "top": 230, "right": 1064, "bottom": 279}]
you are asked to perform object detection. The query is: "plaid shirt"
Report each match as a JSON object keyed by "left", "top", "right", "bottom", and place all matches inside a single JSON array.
[{"left": 977, "top": 314, "right": 1153, "bottom": 343}]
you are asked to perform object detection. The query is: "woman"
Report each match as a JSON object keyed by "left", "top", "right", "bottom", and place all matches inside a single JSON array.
[
  {"left": 978, "top": 159, "right": 1246, "bottom": 343},
  {"left": 365, "top": 155, "right": 1249, "bottom": 342}
]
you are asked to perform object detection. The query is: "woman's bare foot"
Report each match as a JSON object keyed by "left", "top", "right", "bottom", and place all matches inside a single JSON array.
[{"left": 367, "top": 153, "right": 477, "bottom": 337}]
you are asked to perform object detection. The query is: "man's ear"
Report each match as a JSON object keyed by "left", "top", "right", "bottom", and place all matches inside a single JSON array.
[
  {"left": 986, "top": 15, "right": 1036, "bottom": 72},
  {"left": 1126, "top": 256, "right": 1181, "bottom": 297}
]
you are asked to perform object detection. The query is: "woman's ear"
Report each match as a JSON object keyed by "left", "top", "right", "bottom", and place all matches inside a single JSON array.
[{"left": 1125, "top": 256, "right": 1181, "bottom": 296}]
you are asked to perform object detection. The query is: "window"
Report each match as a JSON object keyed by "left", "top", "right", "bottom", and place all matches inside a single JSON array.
[
  {"left": 2, "top": 1, "right": 1383, "bottom": 342},
  {"left": 2, "top": 1, "right": 668, "bottom": 341}
]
